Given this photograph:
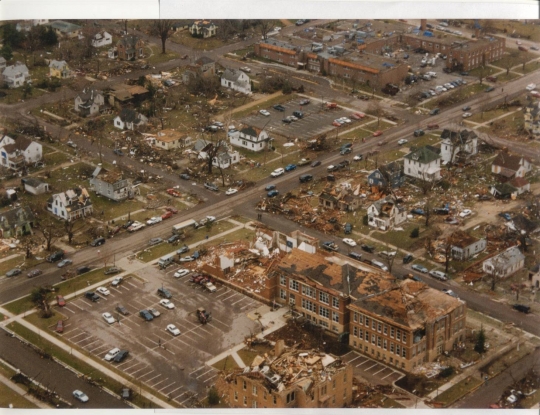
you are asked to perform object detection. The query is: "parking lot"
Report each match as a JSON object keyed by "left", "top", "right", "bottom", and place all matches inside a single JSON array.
[
  {"left": 242, "top": 97, "right": 365, "bottom": 140},
  {"left": 341, "top": 350, "right": 403, "bottom": 385},
  {"left": 54, "top": 262, "right": 262, "bottom": 406}
]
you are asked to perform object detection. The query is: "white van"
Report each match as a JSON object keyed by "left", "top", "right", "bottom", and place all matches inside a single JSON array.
[{"left": 158, "top": 254, "right": 175, "bottom": 269}]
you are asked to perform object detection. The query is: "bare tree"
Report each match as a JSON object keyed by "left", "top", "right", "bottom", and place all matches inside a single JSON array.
[
  {"left": 257, "top": 20, "right": 273, "bottom": 41},
  {"left": 367, "top": 100, "right": 384, "bottom": 127},
  {"left": 503, "top": 51, "right": 520, "bottom": 76},
  {"left": 151, "top": 20, "right": 174, "bottom": 54},
  {"left": 64, "top": 219, "right": 86, "bottom": 245},
  {"left": 478, "top": 65, "right": 486, "bottom": 86},
  {"left": 30, "top": 286, "right": 54, "bottom": 318}
]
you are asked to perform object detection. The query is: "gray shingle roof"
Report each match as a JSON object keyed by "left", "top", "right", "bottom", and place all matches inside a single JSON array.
[{"left": 404, "top": 146, "right": 441, "bottom": 164}]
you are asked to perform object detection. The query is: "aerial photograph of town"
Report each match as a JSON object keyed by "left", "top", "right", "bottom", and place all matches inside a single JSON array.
[{"left": 0, "top": 17, "right": 539, "bottom": 410}]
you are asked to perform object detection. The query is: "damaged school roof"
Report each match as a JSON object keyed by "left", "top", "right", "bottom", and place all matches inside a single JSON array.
[{"left": 351, "top": 279, "right": 462, "bottom": 330}]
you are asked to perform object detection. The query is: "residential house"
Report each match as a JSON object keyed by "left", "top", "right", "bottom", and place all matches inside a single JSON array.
[
  {"left": 366, "top": 195, "right": 407, "bottom": 231},
  {"left": 508, "top": 176, "right": 530, "bottom": 195},
  {"left": 403, "top": 146, "right": 441, "bottom": 182},
  {"left": 0, "top": 136, "right": 43, "bottom": 171},
  {"left": 229, "top": 126, "right": 269, "bottom": 152},
  {"left": 48, "top": 21, "right": 82, "bottom": 38},
  {"left": 318, "top": 187, "right": 361, "bottom": 212},
  {"left": 47, "top": 188, "right": 93, "bottom": 220},
  {"left": 0, "top": 57, "right": 6, "bottom": 72},
  {"left": 489, "top": 182, "right": 518, "bottom": 199},
  {"left": 483, "top": 246, "right": 525, "bottom": 278},
  {"left": 92, "top": 31, "right": 112, "bottom": 48},
  {"left": 21, "top": 177, "right": 49, "bottom": 195},
  {"left": 2, "top": 62, "right": 30, "bottom": 88},
  {"left": 182, "top": 56, "right": 216, "bottom": 83},
  {"left": 153, "top": 129, "right": 192, "bottom": 151},
  {"left": 89, "top": 166, "right": 137, "bottom": 201},
  {"left": 116, "top": 35, "right": 144, "bottom": 60},
  {"left": 0, "top": 206, "right": 35, "bottom": 238},
  {"left": 367, "top": 161, "right": 404, "bottom": 189},
  {"left": 198, "top": 141, "right": 240, "bottom": 169},
  {"left": 49, "top": 60, "right": 72, "bottom": 79},
  {"left": 106, "top": 83, "right": 148, "bottom": 107},
  {"left": 523, "top": 100, "right": 540, "bottom": 137},
  {"left": 113, "top": 108, "right": 148, "bottom": 130},
  {"left": 440, "top": 129, "right": 478, "bottom": 164},
  {"left": 221, "top": 69, "right": 252, "bottom": 95},
  {"left": 171, "top": 21, "right": 191, "bottom": 32},
  {"left": 491, "top": 150, "right": 532, "bottom": 182},
  {"left": 450, "top": 231, "right": 486, "bottom": 260},
  {"left": 189, "top": 20, "right": 218, "bottom": 38},
  {"left": 222, "top": 345, "right": 353, "bottom": 408},
  {"left": 529, "top": 264, "right": 540, "bottom": 290},
  {"left": 74, "top": 88, "right": 105, "bottom": 117}
]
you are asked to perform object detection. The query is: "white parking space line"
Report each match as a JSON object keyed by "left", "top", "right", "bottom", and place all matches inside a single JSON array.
[
  {"left": 168, "top": 385, "right": 184, "bottom": 396},
  {"left": 221, "top": 292, "right": 240, "bottom": 301},
  {"left": 231, "top": 297, "right": 246, "bottom": 306},
  {"left": 116, "top": 359, "right": 134, "bottom": 369},
  {"left": 208, "top": 316, "right": 228, "bottom": 328},
  {"left": 66, "top": 331, "right": 86, "bottom": 340},
  {"left": 381, "top": 371, "right": 399, "bottom": 380},
  {"left": 63, "top": 307, "right": 76, "bottom": 314},
  {"left": 365, "top": 363, "right": 378, "bottom": 371},
  {"left": 126, "top": 281, "right": 138, "bottom": 289},
  {"left": 196, "top": 368, "right": 214, "bottom": 379},
  {"left": 144, "top": 373, "right": 161, "bottom": 383},
  {"left": 123, "top": 362, "right": 144, "bottom": 372},
  {"left": 356, "top": 359, "right": 371, "bottom": 367},
  {"left": 69, "top": 301, "right": 84, "bottom": 310},
  {"left": 82, "top": 339, "right": 101, "bottom": 348},
  {"left": 346, "top": 355, "right": 362, "bottom": 364},
  {"left": 130, "top": 365, "right": 150, "bottom": 376},
  {"left": 74, "top": 336, "right": 95, "bottom": 345},
  {"left": 204, "top": 374, "right": 217, "bottom": 383},
  {"left": 179, "top": 394, "right": 198, "bottom": 406},
  {"left": 158, "top": 381, "right": 176, "bottom": 393},
  {"left": 138, "top": 370, "right": 155, "bottom": 380},
  {"left": 150, "top": 378, "right": 168, "bottom": 388},
  {"left": 373, "top": 367, "right": 387, "bottom": 375},
  {"left": 89, "top": 344, "right": 109, "bottom": 354}
]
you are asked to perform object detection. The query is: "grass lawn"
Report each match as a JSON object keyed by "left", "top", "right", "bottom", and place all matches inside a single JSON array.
[
  {"left": 362, "top": 120, "right": 395, "bottom": 132},
  {"left": 0, "top": 382, "right": 39, "bottom": 409},
  {"left": 0, "top": 255, "right": 28, "bottom": 276},
  {"left": 366, "top": 393, "right": 406, "bottom": 408},
  {"left": 467, "top": 107, "right": 515, "bottom": 123},
  {"left": 468, "top": 66, "right": 498, "bottom": 78},
  {"left": 170, "top": 31, "right": 230, "bottom": 50},
  {"left": 211, "top": 355, "right": 239, "bottom": 371},
  {"left": 25, "top": 310, "right": 68, "bottom": 332},
  {"left": 497, "top": 72, "right": 521, "bottom": 82},
  {"left": 373, "top": 223, "right": 423, "bottom": 251},
  {"left": 236, "top": 344, "right": 274, "bottom": 367},
  {"left": 481, "top": 343, "right": 534, "bottom": 377},
  {"left": 514, "top": 61, "right": 540, "bottom": 74},
  {"left": 207, "top": 228, "right": 256, "bottom": 246},
  {"left": 228, "top": 45, "right": 254, "bottom": 59},
  {"left": 43, "top": 150, "right": 72, "bottom": 167},
  {"left": 236, "top": 156, "right": 287, "bottom": 182},
  {"left": 145, "top": 44, "right": 179, "bottom": 65},
  {"left": 91, "top": 195, "right": 147, "bottom": 222},
  {"left": 7, "top": 321, "right": 164, "bottom": 408},
  {"left": 434, "top": 377, "right": 483, "bottom": 407},
  {"left": 231, "top": 93, "right": 294, "bottom": 121}
]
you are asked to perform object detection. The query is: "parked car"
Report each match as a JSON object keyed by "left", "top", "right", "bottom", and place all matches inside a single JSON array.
[
  {"left": 113, "top": 149, "right": 124, "bottom": 156},
  {"left": 96, "top": 286, "right": 110, "bottom": 296},
  {"left": 270, "top": 168, "right": 285, "bottom": 177},
  {"left": 310, "top": 160, "right": 321, "bottom": 167},
  {"left": 73, "top": 390, "right": 89, "bottom": 403},
  {"left": 284, "top": 164, "right": 297, "bottom": 172},
  {"left": 149, "top": 308, "right": 161, "bottom": 318},
  {"left": 398, "top": 139, "right": 409, "bottom": 145},
  {"left": 102, "top": 312, "right": 115, "bottom": 324},
  {"left": 148, "top": 237, "right": 163, "bottom": 246},
  {"left": 46, "top": 251, "right": 65, "bottom": 263},
  {"left": 116, "top": 305, "right": 129, "bottom": 316},
  {"left": 499, "top": 212, "right": 512, "bottom": 221},
  {"left": 179, "top": 173, "right": 190, "bottom": 180},
  {"left": 349, "top": 252, "right": 362, "bottom": 261},
  {"left": 111, "top": 276, "right": 123, "bottom": 287},
  {"left": 240, "top": 66, "right": 251, "bottom": 73},
  {"left": 77, "top": 266, "right": 91, "bottom": 275},
  {"left": 340, "top": 147, "right": 352, "bottom": 155},
  {"left": 104, "top": 266, "right": 121, "bottom": 275},
  {"left": 167, "top": 324, "right": 181, "bottom": 336},
  {"left": 371, "top": 260, "right": 389, "bottom": 272},
  {"left": 267, "top": 190, "right": 279, "bottom": 198},
  {"left": 378, "top": 251, "right": 397, "bottom": 259},
  {"left": 429, "top": 270, "right": 448, "bottom": 281},
  {"left": 430, "top": 108, "right": 440, "bottom": 116},
  {"left": 462, "top": 112, "right": 472, "bottom": 118},
  {"left": 27, "top": 269, "right": 43, "bottom": 278},
  {"left": 512, "top": 304, "right": 531, "bottom": 314},
  {"left": 56, "top": 295, "right": 66, "bottom": 307},
  {"left": 410, "top": 208, "right": 425, "bottom": 215},
  {"left": 160, "top": 299, "right": 175, "bottom": 309},
  {"left": 353, "top": 154, "right": 363, "bottom": 161},
  {"left": 299, "top": 174, "right": 313, "bottom": 183},
  {"left": 442, "top": 288, "right": 459, "bottom": 298},
  {"left": 342, "top": 238, "right": 356, "bottom": 247},
  {"left": 113, "top": 350, "right": 129, "bottom": 363},
  {"left": 55, "top": 319, "right": 64, "bottom": 333},
  {"left": 204, "top": 182, "right": 219, "bottom": 192},
  {"left": 174, "top": 269, "right": 190, "bottom": 278},
  {"left": 413, "top": 129, "right": 424, "bottom": 137},
  {"left": 299, "top": 99, "right": 310, "bottom": 105},
  {"left": 157, "top": 287, "right": 172, "bottom": 299},
  {"left": 139, "top": 310, "right": 154, "bottom": 321},
  {"left": 344, "top": 223, "right": 352, "bottom": 234},
  {"left": 360, "top": 244, "right": 375, "bottom": 253},
  {"left": 412, "top": 264, "right": 428, "bottom": 273},
  {"left": 85, "top": 291, "right": 100, "bottom": 302},
  {"left": 485, "top": 86, "right": 495, "bottom": 92},
  {"left": 259, "top": 109, "right": 270, "bottom": 116},
  {"left": 403, "top": 254, "right": 414, "bottom": 264},
  {"left": 225, "top": 188, "right": 238, "bottom": 196},
  {"left": 526, "top": 83, "right": 537, "bottom": 91},
  {"left": 161, "top": 211, "right": 173, "bottom": 220},
  {"left": 273, "top": 104, "right": 286, "bottom": 111},
  {"left": 105, "top": 348, "right": 120, "bottom": 361},
  {"left": 90, "top": 237, "right": 105, "bottom": 247},
  {"left": 459, "top": 209, "right": 472, "bottom": 218},
  {"left": 6, "top": 268, "right": 22, "bottom": 277},
  {"left": 372, "top": 130, "right": 383, "bottom": 137}
]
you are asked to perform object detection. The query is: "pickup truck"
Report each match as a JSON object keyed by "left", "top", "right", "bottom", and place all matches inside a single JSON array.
[
  {"left": 298, "top": 158, "right": 311, "bottom": 166},
  {"left": 321, "top": 241, "right": 339, "bottom": 252},
  {"left": 128, "top": 221, "right": 145, "bottom": 232}
]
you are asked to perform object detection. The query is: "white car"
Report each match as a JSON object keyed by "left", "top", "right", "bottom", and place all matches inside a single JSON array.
[
  {"left": 338, "top": 117, "right": 351, "bottom": 124},
  {"left": 444, "top": 83, "right": 454, "bottom": 89},
  {"left": 96, "top": 287, "right": 110, "bottom": 296},
  {"left": 459, "top": 209, "right": 472, "bottom": 217},
  {"left": 160, "top": 299, "right": 175, "bottom": 309},
  {"left": 333, "top": 118, "right": 345, "bottom": 125},
  {"left": 174, "top": 269, "right": 190, "bottom": 278},
  {"left": 526, "top": 83, "right": 536, "bottom": 91},
  {"left": 73, "top": 390, "right": 89, "bottom": 403},
  {"left": 259, "top": 109, "right": 270, "bottom": 116},
  {"left": 204, "top": 281, "right": 217, "bottom": 292},
  {"left": 225, "top": 188, "right": 238, "bottom": 196},
  {"left": 342, "top": 238, "right": 357, "bottom": 247},
  {"left": 353, "top": 155, "right": 362, "bottom": 161},
  {"left": 240, "top": 66, "right": 251, "bottom": 73},
  {"left": 104, "top": 348, "right": 120, "bottom": 361},
  {"left": 146, "top": 216, "right": 162, "bottom": 225},
  {"left": 271, "top": 168, "right": 285, "bottom": 177},
  {"left": 462, "top": 112, "right": 472, "bottom": 118},
  {"left": 397, "top": 139, "right": 408, "bottom": 145},
  {"left": 167, "top": 324, "right": 181, "bottom": 336},
  {"left": 102, "top": 312, "right": 115, "bottom": 324},
  {"left": 371, "top": 260, "right": 389, "bottom": 272},
  {"left": 379, "top": 251, "right": 397, "bottom": 258}
]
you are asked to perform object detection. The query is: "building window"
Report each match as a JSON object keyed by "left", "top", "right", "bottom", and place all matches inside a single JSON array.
[
  {"left": 332, "top": 297, "right": 339, "bottom": 308},
  {"left": 353, "top": 326, "right": 358, "bottom": 337},
  {"left": 396, "top": 345, "right": 401, "bottom": 355},
  {"left": 403, "top": 333, "right": 407, "bottom": 343},
  {"left": 384, "top": 325, "right": 388, "bottom": 335},
  {"left": 372, "top": 334, "right": 375, "bottom": 344},
  {"left": 234, "top": 391, "right": 238, "bottom": 401},
  {"left": 280, "top": 276, "right": 286, "bottom": 286},
  {"left": 372, "top": 320, "right": 376, "bottom": 330},
  {"left": 280, "top": 289, "right": 287, "bottom": 300},
  {"left": 377, "top": 336, "right": 381, "bottom": 347},
  {"left": 263, "top": 391, "right": 267, "bottom": 400},
  {"left": 302, "top": 285, "right": 316, "bottom": 298},
  {"left": 353, "top": 312, "right": 358, "bottom": 323},
  {"left": 333, "top": 379, "right": 336, "bottom": 389},
  {"left": 273, "top": 396, "right": 277, "bottom": 405},
  {"left": 252, "top": 402, "right": 257, "bottom": 408},
  {"left": 384, "top": 339, "right": 387, "bottom": 350},
  {"left": 402, "top": 348, "right": 406, "bottom": 358},
  {"left": 319, "top": 319, "right": 329, "bottom": 328},
  {"left": 390, "top": 343, "right": 395, "bottom": 353},
  {"left": 397, "top": 330, "right": 401, "bottom": 341},
  {"left": 319, "top": 306, "right": 329, "bottom": 319},
  {"left": 319, "top": 291, "right": 329, "bottom": 304},
  {"left": 253, "top": 385, "right": 257, "bottom": 395},
  {"left": 365, "top": 317, "right": 369, "bottom": 327},
  {"left": 360, "top": 329, "right": 364, "bottom": 340},
  {"left": 289, "top": 280, "right": 299, "bottom": 291},
  {"left": 378, "top": 323, "right": 382, "bottom": 333},
  {"left": 302, "top": 298, "right": 316, "bottom": 312},
  {"left": 332, "top": 312, "right": 339, "bottom": 323},
  {"left": 289, "top": 293, "right": 295, "bottom": 305},
  {"left": 243, "top": 396, "right": 247, "bottom": 406}
]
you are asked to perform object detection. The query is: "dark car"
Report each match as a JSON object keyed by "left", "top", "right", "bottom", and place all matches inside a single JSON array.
[
  {"left": 204, "top": 182, "right": 219, "bottom": 192},
  {"left": 282, "top": 118, "right": 292, "bottom": 124},
  {"left": 429, "top": 108, "right": 440, "bottom": 116},
  {"left": 6, "top": 268, "right": 22, "bottom": 277},
  {"left": 46, "top": 251, "right": 65, "bottom": 263},
  {"left": 403, "top": 254, "right": 414, "bottom": 264},
  {"left": 140, "top": 310, "right": 154, "bottom": 321},
  {"left": 460, "top": 71, "right": 469, "bottom": 76},
  {"left": 90, "top": 237, "right": 105, "bottom": 247},
  {"left": 485, "top": 86, "right": 495, "bottom": 92},
  {"left": 292, "top": 110, "right": 304, "bottom": 119},
  {"left": 179, "top": 173, "right": 190, "bottom": 180},
  {"left": 311, "top": 160, "right": 321, "bottom": 167},
  {"left": 116, "top": 305, "right": 129, "bottom": 316},
  {"left": 433, "top": 208, "right": 450, "bottom": 215},
  {"left": 265, "top": 184, "right": 276, "bottom": 191},
  {"left": 273, "top": 104, "right": 285, "bottom": 111},
  {"left": 157, "top": 287, "right": 172, "bottom": 299},
  {"left": 413, "top": 129, "right": 425, "bottom": 137},
  {"left": 299, "top": 174, "right": 313, "bottom": 183},
  {"left": 122, "top": 220, "right": 134, "bottom": 229},
  {"left": 340, "top": 147, "right": 352, "bottom": 155},
  {"left": 285, "top": 164, "right": 297, "bottom": 172},
  {"left": 349, "top": 252, "right": 362, "bottom": 261},
  {"left": 176, "top": 245, "right": 189, "bottom": 254},
  {"left": 267, "top": 190, "right": 279, "bottom": 198},
  {"left": 27, "top": 269, "right": 43, "bottom": 278},
  {"left": 104, "top": 266, "right": 121, "bottom": 275},
  {"left": 462, "top": 106, "right": 471, "bottom": 111},
  {"left": 168, "top": 234, "right": 181, "bottom": 244},
  {"left": 410, "top": 208, "right": 425, "bottom": 215},
  {"left": 113, "top": 350, "right": 129, "bottom": 363},
  {"left": 512, "top": 304, "right": 530, "bottom": 314},
  {"left": 113, "top": 149, "right": 124, "bottom": 156},
  {"left": 361, "top": 244, "right": 375, "bottom": 253},
  {"left": 77, "top": 266, "right": 91, "bottom": 275},
  {"left": 344, "top": 223, "right": 352, "bottom": 234},
  {"left": 85, "top": 291, "right": 100, "bottom": 302},
  {"left": 499, "top": 212, "right": 512, "bottom": 221}
]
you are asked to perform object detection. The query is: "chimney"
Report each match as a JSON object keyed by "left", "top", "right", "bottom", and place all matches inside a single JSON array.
[{"left": 420, "top": 19, "right": 427, "bottom": 31}]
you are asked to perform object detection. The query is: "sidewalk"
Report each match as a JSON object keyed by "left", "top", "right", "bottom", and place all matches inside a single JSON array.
[{"left": 0, "top": 372, "right": 50, "bottom": 409}]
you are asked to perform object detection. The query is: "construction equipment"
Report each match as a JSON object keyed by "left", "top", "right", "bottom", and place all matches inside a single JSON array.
[{"left": 196, "top": 307, "right": 212, "bottom": 324}]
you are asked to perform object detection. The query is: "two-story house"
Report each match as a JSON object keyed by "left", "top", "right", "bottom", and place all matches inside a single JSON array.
[
  {"left": 440, "top": 128, "right": 478, "bottom": 164},
  {"left": 92, "top": 31, "right": 113, "bottom": 48},
  {"left": 367, "top": 161, "right": 404, "bottom": 189},
  {"left": 491, "top": 150, "right": 532, "bottom": 182},
  {"left": 221, "top": 69, "right": 252, "bottom": 95},
  {"left": 153, "top": 129, "right": 192, "bottom": 151},
  {"left": 0, "top": 206, "right": 35, "bottom": 238},
  {"left": 182, "top": 56, "right": 216, "bottom": 84},
  {"left": 198, "top": 142, "right": 240, "bottom": 169},
  {"left": 483, "top": 246, "right": 525, "bottom": 278},
  {"left": 189, "top": 20, "right": 218, "bottom": 38},
  {"left": 318, "top": 187, "right": 361, "bottom": 212},
  {"left": 450, "top": 231, "right": 486, "bottom": 260},
  {"left": 116, "top": 35, "right": 144, "bottom": 60},
  {"left": 89, "top": 166, "right": 137, "bottom": 201},
  {"left": 366, "top": 195, "right": 407, "bottom": 231},
  {"left": 49, "top": 60, "right": 72, "bottom": 79},
  {"left": 0, "top": 135, "right": 43, "bottom": 171},
  {"left": 2, "top": 62, "right": 30, "bottom": 88},
  {"left": 47, "top": 188, "right": 93, "bottom": 220},
  {"left": 523, "top": 101, "right": 540, "bottom": 137},
  {"left": 404, "top": 146, "right": 441, "bottom": 182},
  {"left": 74, "top": 88, "right": 105, "bottom": 117},
  {"left": 113, "top": 108, "right": 148, "bottom": 130},
  {"left": 229, "top": 126, "right": 269, "bottom": 152}
]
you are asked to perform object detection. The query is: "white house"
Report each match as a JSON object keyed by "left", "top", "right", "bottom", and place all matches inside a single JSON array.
[
  {"left": 366, "top": 195, "right": 407, "bottom": 231},
  {"left": 229, "top": 126, "right": 269, "bottom": 152},
  {"left": 483, "top": 246, "right": 525, "bottom": 278},
  {"left": 189, "top": 20, "right": 218, "bottom": 38},
  {"left": 113, "top": 108, "right": 148, "bottom": 130},
  {"left": 440, "top": 129, "right": 478, "bottom": 164},
  {"left": 47, "top": 188, "right": 93, "bottom": 220},
  {"left": 74, "top": 88, "right": 105, "bottom": 117},
  {"left": 450, "top": 231, "right": 486, "bottom": 261},
  {"left": 0, "top": 135, "right": 43, "bottom": 171},
  {"left": 221, "top": 69, "right": 252, "bottom": 95},
  {"left": 2, "top": 62, "right": 30, "bottom": 88},
  {"left": 21, "top": 177, "right": 49, "bottom": 195},
  {"left": 491, "top": 150, "right": 532, "bottom": 181},
  {"left": 89, "top": 166, "right": 138, "bottom": 201},
  {"left": 198, "top": 142, "right": 240, "bottom": 169},
  {"left": 92, "top": 31, "right": 112, "bottom": 48},
  {"left": 152, "top": 130, "right": 193, "bottom": 151},
  {"left": 404, "top": 146, "right": 441, "bottom": 182}
]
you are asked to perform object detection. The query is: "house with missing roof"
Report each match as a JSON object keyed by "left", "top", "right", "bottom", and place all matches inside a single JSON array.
[
  {"left": 0, "top": 135, "right": 43, "bottom": 171},
  {"left": 113, "top": 108, "right": 148, "bottom": 130},
  {"left": 47, "top": 188, "right": 93, "bottom": 220},
  {"left": 229, "top": 126, "right": 269, "bottom": 152},
  {"left": 92, "top": 31, "right": 112, "bottom": 48},
  {"left": 440, "top": 128, "right": 478, "bottom": 164},
  {"left": 483, "top": 246, "right": 525, "bottom": 278},
  {"left": 367, "top": 161, "right": 405, "bottom": 189},
  {"left": 450, "top": 231, "right": 486, "bottom": 261},
  {"left": 2, "top": 62, "right": 30, "bottom": 88},
  {"left": 523, "top": 100, "right": 540, "bottom": 137},
  {"left": 49, "top": 60, "right": 72, "bottom": 79},
  {"left": 366, "top": 195, "right": 407, "bottom": 231},
  {"left": 0, "top": 57, "right": 6, "bottom": 72},
  {"left": 74, "top": 88, "right": 105, "bottom": 117},
  {"left": 221, "top": 69, "right": 252, "bottom": 95},
  {"left": 152, "top": 129, "right": 192, "bottom": 151},
  {"left": 48, "top": 20, "right": 82, "bottom": 38},
  {"left": 182, "top": 56, "right": 216, "bottom": 83},
  {"left": 403, "top": 146, "right": 441, "bottom": 182},
  {"left": 491, "top": 150, "right": 532, "bottom": 182},
  {"left": 89, "top": 166, "right": 138, "bottom": 201},
  {"left": 189, "top": 20, "right": 218, "bottom": 38},
  {"left": 0, "top": 206, "right": 35, "bottom": 238}
]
